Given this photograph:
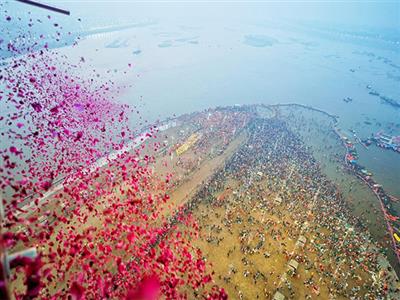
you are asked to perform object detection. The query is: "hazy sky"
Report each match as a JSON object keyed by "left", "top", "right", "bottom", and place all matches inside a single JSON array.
[{"left": 27, "top": 1, "right": 400, "bottom": 29}]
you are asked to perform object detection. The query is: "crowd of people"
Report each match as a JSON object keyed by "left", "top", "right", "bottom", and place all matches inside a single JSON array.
[{"left": 172, "top": 106, "right": 399, "bottom": 299}]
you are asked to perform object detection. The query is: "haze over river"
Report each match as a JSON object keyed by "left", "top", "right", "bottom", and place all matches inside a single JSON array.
[
  {"left": 59, "top": 14, "right": 400, "bottom": 200},
  {"left": 4, "top": 1, "right": 399, "bottom": 221}
]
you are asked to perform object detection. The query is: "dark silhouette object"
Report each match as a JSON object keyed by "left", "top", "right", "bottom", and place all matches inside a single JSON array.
[{"left": 16, "top": 0, "right": 70, "bottom": 15}]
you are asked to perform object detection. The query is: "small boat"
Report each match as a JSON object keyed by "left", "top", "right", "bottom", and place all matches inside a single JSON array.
[{"left": 343, "top": 97, "right": 353, "bottom": 103}]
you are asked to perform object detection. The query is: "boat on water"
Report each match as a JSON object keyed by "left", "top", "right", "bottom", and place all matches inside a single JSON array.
[
  {"left": 343, "top": 97, "right": 353, "bottom": 103},
  {"left": 372, "top": 132, "right": 400, "bottom": 153}
]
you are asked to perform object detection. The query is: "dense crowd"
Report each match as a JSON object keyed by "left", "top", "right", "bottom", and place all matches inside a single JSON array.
[{"left": 178, "top": 109, "right": 399, "bottom": 299}]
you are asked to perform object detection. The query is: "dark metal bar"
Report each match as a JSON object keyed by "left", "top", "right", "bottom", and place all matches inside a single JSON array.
[{"left": 15, "top": 0, "right": 70, "bottom": 15}]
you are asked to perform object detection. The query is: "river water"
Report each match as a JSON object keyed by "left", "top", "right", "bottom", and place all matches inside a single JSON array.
[
  {"left": 2, "top": 10, "right": 399, "bottom": 263},
  {"left": 58, "top": 18, "right": 399, "bottom": 201}
]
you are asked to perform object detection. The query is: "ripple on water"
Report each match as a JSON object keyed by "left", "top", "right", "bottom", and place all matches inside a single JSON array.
[
  {"left": 158, "top": 40, "right": 173, "bottom": 48},
  {"left": 243, "top": 34, "right": 278, "bottom": 47}
]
